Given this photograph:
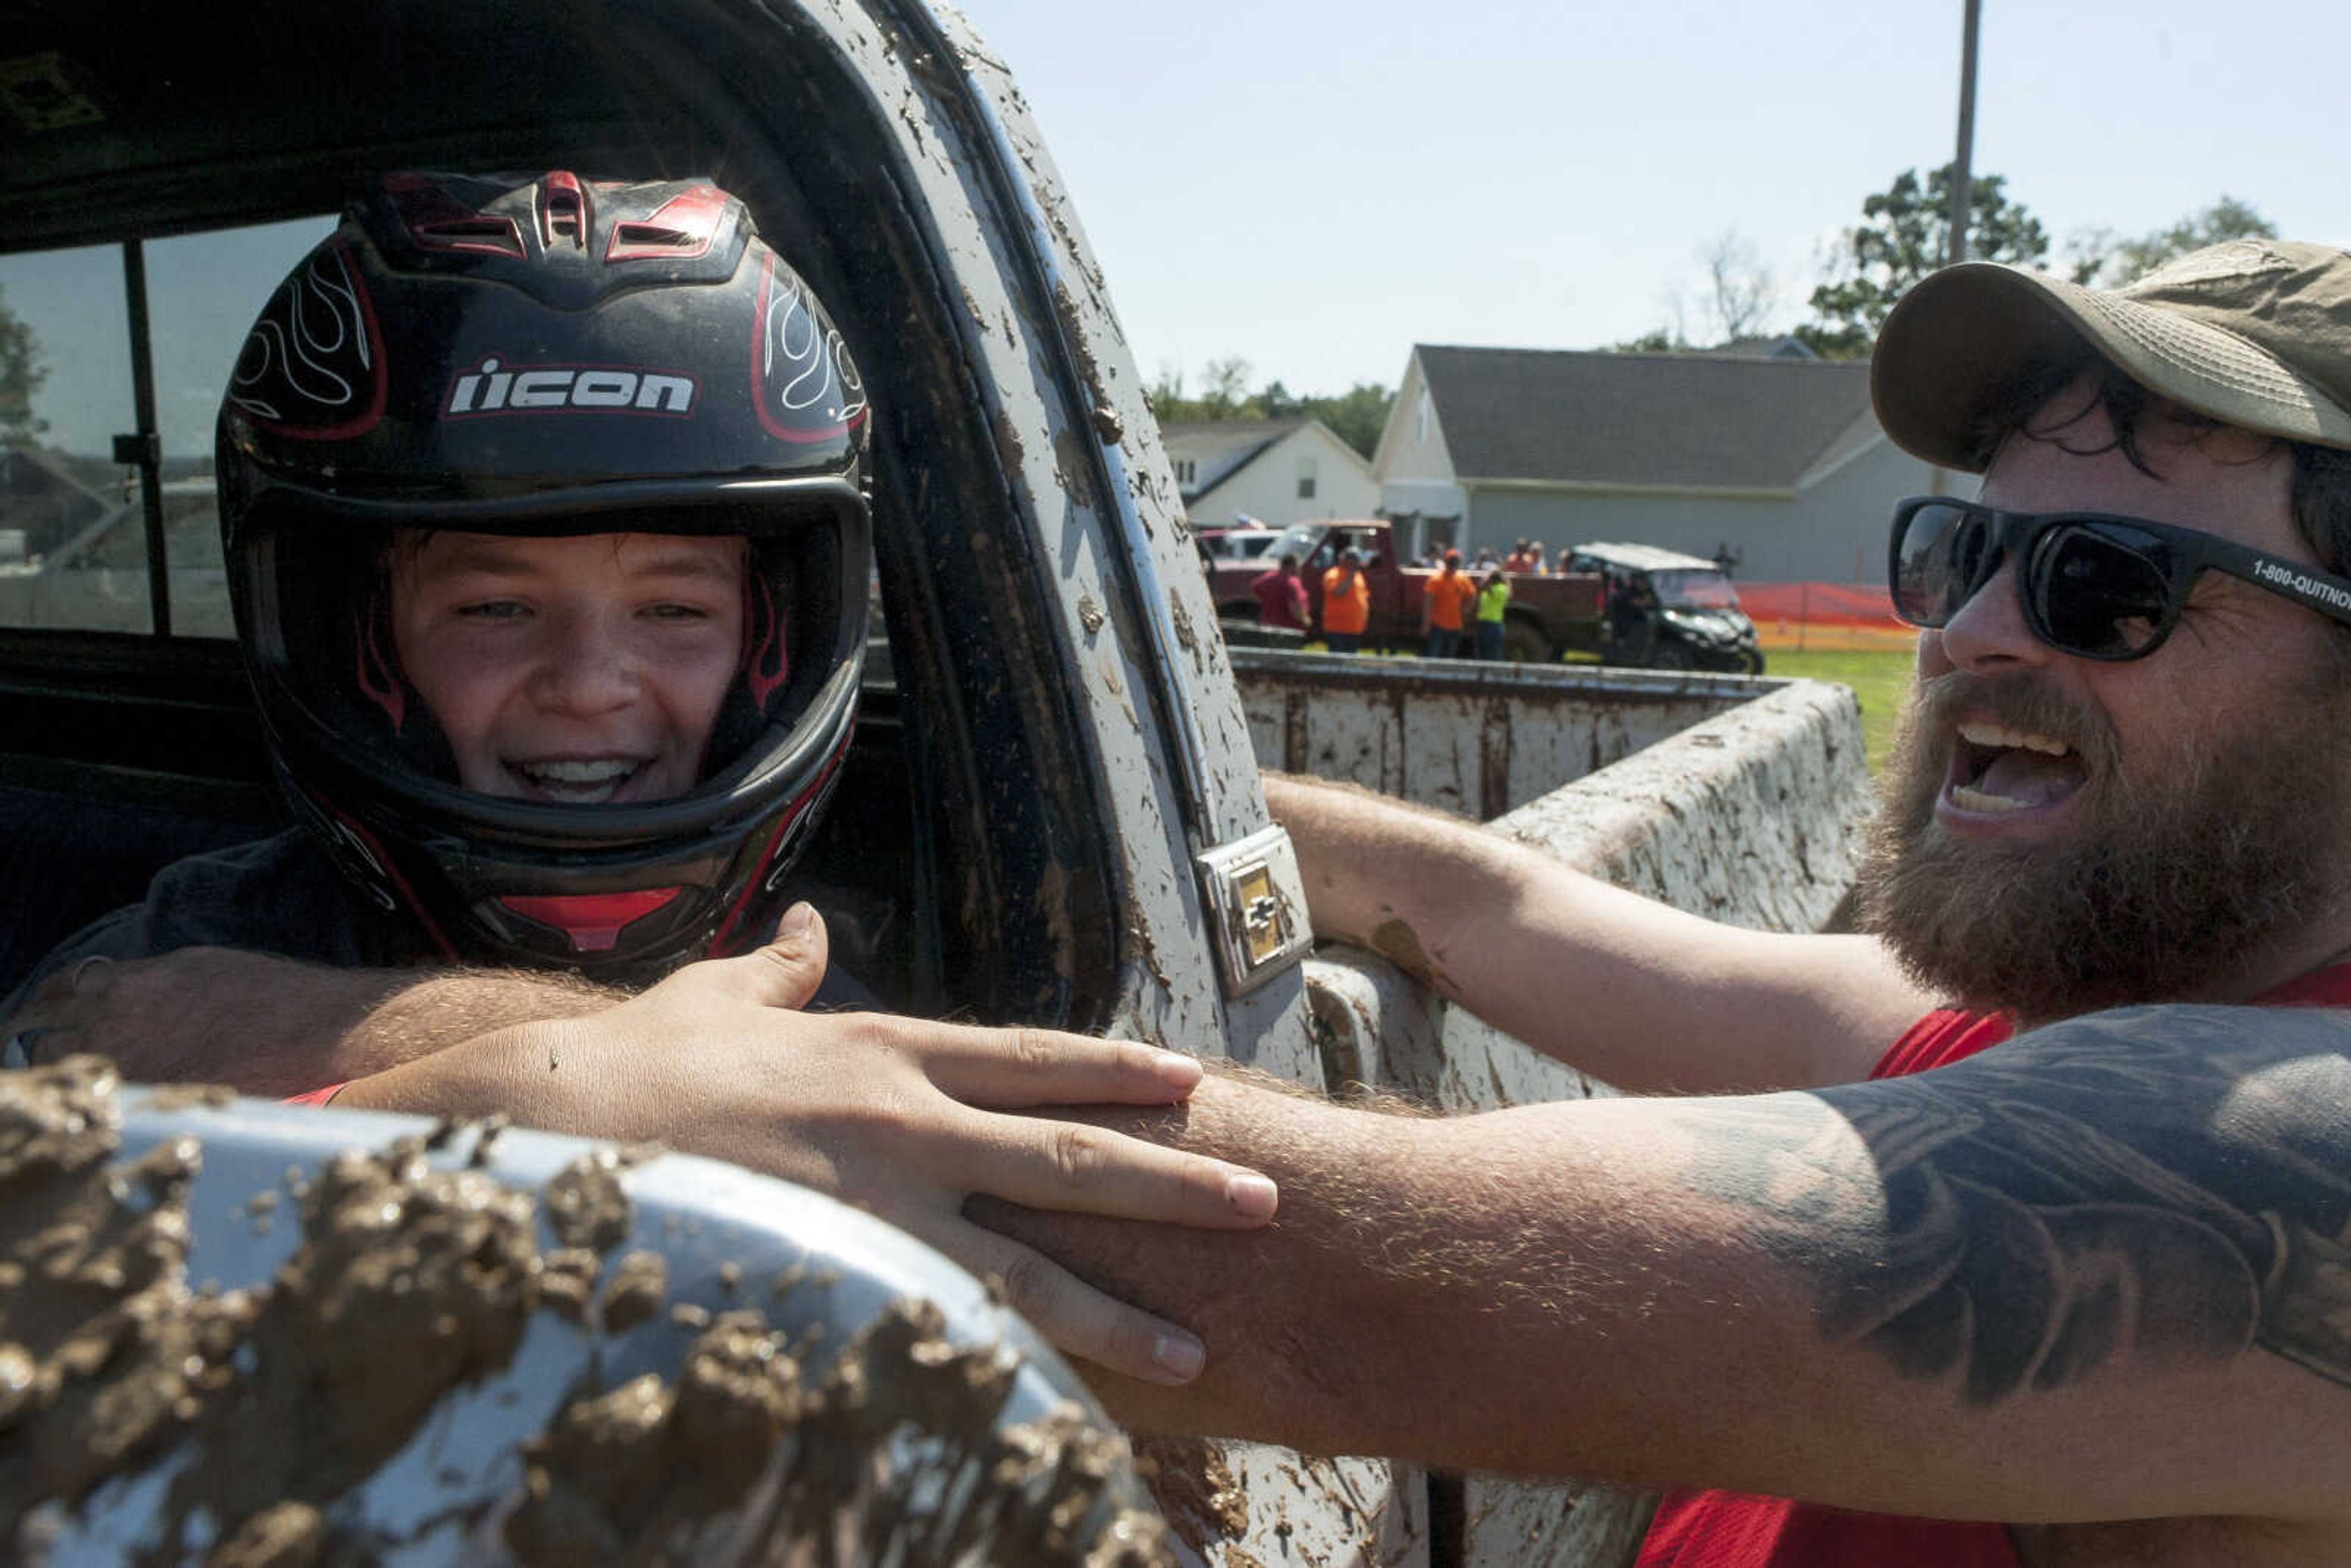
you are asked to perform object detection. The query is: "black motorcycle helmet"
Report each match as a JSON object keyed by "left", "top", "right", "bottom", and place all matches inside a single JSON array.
[{"left": 218, "top": 170, "right": 871, "bottom": 973}]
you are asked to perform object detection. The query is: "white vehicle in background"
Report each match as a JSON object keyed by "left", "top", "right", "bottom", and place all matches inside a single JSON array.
[{"left": 1196, "top": 520, "right": 1281, "bottom": 563}]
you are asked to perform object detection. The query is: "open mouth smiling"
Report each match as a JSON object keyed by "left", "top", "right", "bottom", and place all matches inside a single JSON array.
[
  {"left": 1944, "top": 719, "right": 2088, "bottom": 817},
  {"left": 506, "top": 757, "right": 649, "bottom": 805}
]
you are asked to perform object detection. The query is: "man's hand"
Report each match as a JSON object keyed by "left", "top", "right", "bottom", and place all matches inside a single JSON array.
[{"left": 336, "top": 904, "right": 1277, "bottom": 1386}]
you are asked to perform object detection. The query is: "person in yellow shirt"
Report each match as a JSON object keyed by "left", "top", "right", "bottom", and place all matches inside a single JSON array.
[{"left": 1473, "top": 566, "right": 1510, "bottom": 659}]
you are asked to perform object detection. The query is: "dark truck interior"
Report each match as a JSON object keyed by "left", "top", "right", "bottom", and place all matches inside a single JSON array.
[{"left": 0, "top": 0, "right": 1125, "bottom": 1024}]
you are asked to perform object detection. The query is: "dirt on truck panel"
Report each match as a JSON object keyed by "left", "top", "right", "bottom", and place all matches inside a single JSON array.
[{"left": 0, "top": 1057, "right": 1170, "bottom": 1566}]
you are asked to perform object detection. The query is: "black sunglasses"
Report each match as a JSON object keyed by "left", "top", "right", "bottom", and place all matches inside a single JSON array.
[{"left": 1888, "top": 495, "right": 2351, "bottom": 661}]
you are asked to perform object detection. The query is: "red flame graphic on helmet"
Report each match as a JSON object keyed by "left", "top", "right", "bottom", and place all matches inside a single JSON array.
[
  {"left": 354, "top": 588, "right": 407, "bottom": 732},
  {"left": 744, "top": 571, "right": 789, "bottom": 713}
]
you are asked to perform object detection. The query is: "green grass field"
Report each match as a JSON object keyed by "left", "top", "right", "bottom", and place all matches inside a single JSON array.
[{"left": 1763, "top": 646, "right": 1916, "bottom": 775}]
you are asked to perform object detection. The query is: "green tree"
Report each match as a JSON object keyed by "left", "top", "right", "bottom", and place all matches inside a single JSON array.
[
  {"left": 1147, "top": 363, "right": 1188, "bottom": 411},
  {"left": 1606, "top": 231, "right": 1779, "bottom": 354},
  {"left": 1700, "top": 229, "right": 1778, "bottom": 342},
  {"left": 1149, "top": 366, "right": 1242, "bottom": 424},
  {"left": 1298, "top": 381, "right": 1395, "bottom": 460},
  {"left": 1199, "top": 356, "right": 1254, "bottom": 418},
  {"left": 1149, "top": 362, "right": 1396, "bottom": 460},
  {"left": 2064, "top": 196, "right": 2278, "bottom": 287},
  {"left": 0, "top": 282, "right": 50, "bottom": 441},
  {"left": 1798, "top": 165, "right": 2049, "bottom": 359},
  {"left": 1607, "top": 326, "right": 1691, "bottom": 354}
]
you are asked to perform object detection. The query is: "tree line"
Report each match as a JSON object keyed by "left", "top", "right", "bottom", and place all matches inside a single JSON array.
[
  {"left": 0, "top": 281, "right": 46, "bottom": 443},
  {"left": 1146, "top": 361, "right": 1393, "bottom": 462},
  {"left": 1618, "top": 171, "right": 2276, "bottom": 358}
]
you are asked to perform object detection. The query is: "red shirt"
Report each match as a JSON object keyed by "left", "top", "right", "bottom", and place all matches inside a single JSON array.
[
  {"left": 1638, "top": 964, "right": 2351, "bottom": 1567},
  {"left": 1253, "top": 568, "right": 1309, "bottom": 629}
]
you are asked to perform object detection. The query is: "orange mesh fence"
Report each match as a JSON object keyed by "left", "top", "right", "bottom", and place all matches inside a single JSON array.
[{"left": 1736, "top": 582, "right": 1917, "bottom": 651}]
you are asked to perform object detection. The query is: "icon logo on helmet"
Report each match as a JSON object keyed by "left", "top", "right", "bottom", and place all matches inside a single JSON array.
[{"left": 444, "top": 356, "right": 696, "bottom": 417}]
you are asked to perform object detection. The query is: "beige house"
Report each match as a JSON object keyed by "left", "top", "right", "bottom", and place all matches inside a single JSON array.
[
  {"left": 1371, "top": 343, "right": 1944, "bottom": 583},
  {"left": 1163, "top": 417, "right": 1377, "bottom": 530}
]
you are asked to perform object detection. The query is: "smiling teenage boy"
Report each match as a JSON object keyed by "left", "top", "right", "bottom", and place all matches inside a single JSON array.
[
  {"left": 4, "top": 170, "right": 876, "bottom": 995},
  {"left": 387, "top": 531, "right": 751, "bottom": 808}
]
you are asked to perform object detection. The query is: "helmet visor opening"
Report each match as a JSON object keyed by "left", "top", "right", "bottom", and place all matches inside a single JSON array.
[{"left": 237, "top": 485, "right": 867, "bottom": 825}]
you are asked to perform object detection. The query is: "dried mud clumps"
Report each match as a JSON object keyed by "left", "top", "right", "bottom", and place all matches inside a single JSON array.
[
  {"left": 0, "top": 1063, "right": 1170, "bottom": 1564},
  {"left": 599, "top": 1248, "right": 669, "bottom": 1334},
  {"left": 536, "top": 1247, "right": 602, "bottom": 1324},
  {"left": 1135, "top": 1436, "right": 1251, "bottom": 1551},
  {"left": 973, "top": 1400, "right": 1172, "bottom": 1567},
  {"left": 791, "top": 1300, "right": 1170, "bottom": 1567},
  {"left": 542, "top": 1145, "right": 655, "bottom": 1255},
  {"left": 506, "top": 1309, "right": 809, "bottom": 1563},
  {"left": 204, "top": 1499, "right": 327, "bottom": 1567},
  {"left": 0, "top": 1068, "right": 545, "bottom": 1559},
  {"left": 154, "top": 1132, "right": 546, "bottom": 1518},
  {"left": 0, "top": 1057, "right": 264, "bottom": 1545},
  {"left": 506, "top": 1297, "right": 1172, "bottom": 1568}
]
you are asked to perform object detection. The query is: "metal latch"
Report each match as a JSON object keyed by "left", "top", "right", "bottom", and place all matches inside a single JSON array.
[{"left": 1196, "top": 823, "right": 1314, "bottom": 997}]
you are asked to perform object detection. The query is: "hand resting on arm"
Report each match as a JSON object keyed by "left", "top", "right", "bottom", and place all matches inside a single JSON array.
[
  {"left": 8, "top": 907, "right": 1282, "bottom": 1386},
  {"left": 977, "top": 1005, "right": 2351, "bottom": 1542},
  {"left": 323, "top": 904, "right": 1278, "bottom": 1384}
]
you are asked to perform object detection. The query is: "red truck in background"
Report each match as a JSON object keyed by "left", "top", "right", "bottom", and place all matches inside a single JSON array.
[{"left": 1209, "top": 519, "right": 1766, "bottom": 672}]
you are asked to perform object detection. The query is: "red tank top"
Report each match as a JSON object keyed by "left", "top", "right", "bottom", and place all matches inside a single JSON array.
[{"left": 1637, "top": 964, "right": 2351, "bottom": 1568}]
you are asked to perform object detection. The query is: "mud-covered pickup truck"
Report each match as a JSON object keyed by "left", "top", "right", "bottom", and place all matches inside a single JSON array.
[{"left": 0, "top": 1, "right": 1863, "bottom": 1562}]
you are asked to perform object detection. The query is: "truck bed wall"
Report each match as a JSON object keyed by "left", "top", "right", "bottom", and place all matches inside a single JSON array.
[
  {"left": 1236, "top": 653, "right": 1824, "bottom": 823},
  {"left": 1237, "top": 651, "right": 1877, "bottom": 941},
  {"left": 1247, "top": 652, "right": 1880, "bottom": 1568}
]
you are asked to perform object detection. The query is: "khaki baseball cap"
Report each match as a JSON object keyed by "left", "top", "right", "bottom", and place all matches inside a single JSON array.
[{"left": 1873, "top": 239, "right": 2351, "bottom": 473}]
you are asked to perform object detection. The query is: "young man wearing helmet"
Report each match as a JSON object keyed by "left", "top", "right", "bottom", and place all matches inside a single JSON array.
[
  {"left": 0, "top": 171, "right": 1278, "bottom": 1386},
  {"left": 215, "top": 170, "right": 877, "bottom": 978}
]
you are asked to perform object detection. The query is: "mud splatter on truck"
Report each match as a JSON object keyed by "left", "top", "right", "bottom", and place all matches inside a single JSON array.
[{"left": 0, "top": 1059, "right": 1168, "bottom": 1564}]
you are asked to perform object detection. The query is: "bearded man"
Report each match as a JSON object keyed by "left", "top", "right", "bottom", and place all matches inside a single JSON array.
[{"left": 972, "top": 240, "right": 2351, "bottom": 1567}]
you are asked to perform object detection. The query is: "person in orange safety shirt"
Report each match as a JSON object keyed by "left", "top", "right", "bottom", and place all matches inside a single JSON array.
[
  {"left": 1422, "top": 548, "right": 1476, "bottom": 658},
  {"left": 1321, "top": 546, "right": 1371, "bottom": 653}
]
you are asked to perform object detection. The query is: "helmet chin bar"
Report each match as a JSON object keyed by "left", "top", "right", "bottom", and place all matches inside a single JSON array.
[
  {"left": 492, "top": 888, "right": 686, "bottom": 955},
  {"left": 369, "top": 705, "right": 852, "bottom": 977}
]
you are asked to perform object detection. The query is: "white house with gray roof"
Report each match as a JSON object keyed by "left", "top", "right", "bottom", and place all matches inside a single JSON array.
[
  {"left": 1371, "top": 344, "right": 1945, "bottom": 583},
  {"left": 1162, "top": 417, "right": 1376, "bottom": 530}
]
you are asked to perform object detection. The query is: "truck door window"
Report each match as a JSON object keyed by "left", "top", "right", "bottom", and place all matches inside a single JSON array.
[
  {"left": 0, "top": 244, "right": 144, "bottom": 632},
  {"left": 1651, "top": 569, "right": 1740, "bottom": 609},
  {"left": 0, "top": 215, "right": 330, "bottom": 639},
  {"left": 145, "top": 217, "right": 337, "bottom": 637}
]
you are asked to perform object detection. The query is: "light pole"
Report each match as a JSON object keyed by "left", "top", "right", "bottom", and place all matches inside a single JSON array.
[
  {"left": 1928, "top": 0, "right": 1983, "bottom": 499},
  {"left": 1946, "top": 0, "right": 1982, "bottom": 268}
]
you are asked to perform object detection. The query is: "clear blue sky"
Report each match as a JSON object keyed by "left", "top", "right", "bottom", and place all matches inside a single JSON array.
[
  {"left": 10, "top": 1, "right": 2347, "bottom": 455},
  {"left": 964, "top": 0, "right": 2351, "bottom": 394}
]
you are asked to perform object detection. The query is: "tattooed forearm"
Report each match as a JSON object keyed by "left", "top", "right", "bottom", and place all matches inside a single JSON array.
[{"left": 1664, "top": 1005, "right": 2351, "bottom": 1406}]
